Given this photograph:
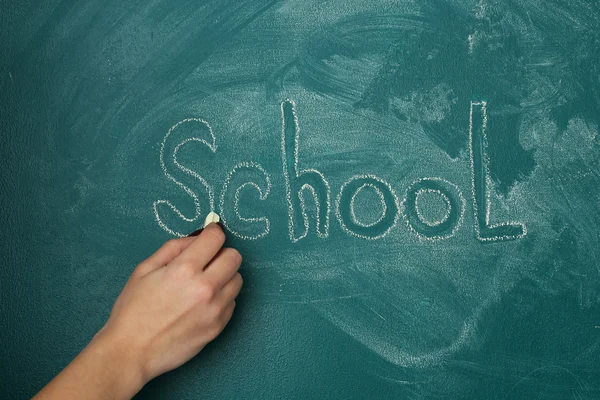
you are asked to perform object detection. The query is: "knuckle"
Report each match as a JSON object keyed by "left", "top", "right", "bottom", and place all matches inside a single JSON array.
[
  {"left": 226, "top": 301, "right": 236, "bottom": 316},
  {"left": 206, "top": 313, "right": 225, "bottom": 336},
  {"left": 176, "top": 261, "right": 196, "bottom": 278},
  {"left": 199, "top": 318, "right": 221, "bottom": 339},
  {"left": 210, "top": 304, "right": 224, "bottom": 320},
  {"left": 164, "top": 239, "right": 180, "bottom": 251},
  {"left": 231, "top": 273, "right": 243, "bottom": 291},
  {"left": 224, "top": 248, "right": 242, "bottom": 265},
  {"left": 132, "top": 261, "right": 149, "bottom": 276},
  {"left": 221, "top": 304, "right": 235, "bottom": 324},
  {"left": 195, "top": 281, "right": 217, "bottom": 303}
]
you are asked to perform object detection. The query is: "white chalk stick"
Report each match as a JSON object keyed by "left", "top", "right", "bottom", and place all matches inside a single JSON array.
[{"left": 203, "top": 211, "right": 221, "bottom": 228}]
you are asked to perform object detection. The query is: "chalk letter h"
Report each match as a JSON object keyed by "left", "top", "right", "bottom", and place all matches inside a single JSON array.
[{"left": 281, "top": 100, "right": 330, "bottom": 242}]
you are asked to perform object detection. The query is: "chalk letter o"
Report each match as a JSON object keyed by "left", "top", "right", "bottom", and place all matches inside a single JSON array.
[
  {"left": 403, "top": 178, "right": 464, "bottom": 240},
  {"left": 336, "top": 175, "right": 400, "bottom": 240}
]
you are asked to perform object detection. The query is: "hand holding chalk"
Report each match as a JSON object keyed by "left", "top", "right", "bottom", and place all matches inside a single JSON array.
[
  {"left": 103, "top": 212, "right": 240, "bottom": 381},
  {"left": 33, "top": 213, "right": 242, "bottom": 400},
  {"left": 188, "top": 211, "right": 221, "bottom": 237}
]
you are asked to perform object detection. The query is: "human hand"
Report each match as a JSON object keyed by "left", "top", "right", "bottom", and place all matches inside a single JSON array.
[{"left": 95, "top": 222, "right": 242, "bottom": 387}]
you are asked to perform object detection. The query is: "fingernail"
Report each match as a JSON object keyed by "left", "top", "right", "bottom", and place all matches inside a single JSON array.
[{"left": 187, "top": 228, "right": 203, "bottom": 237}]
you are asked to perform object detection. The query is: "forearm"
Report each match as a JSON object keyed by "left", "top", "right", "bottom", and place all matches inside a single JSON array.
[{"left": 33, "top": 331, "right": 145, "bottom": 400}]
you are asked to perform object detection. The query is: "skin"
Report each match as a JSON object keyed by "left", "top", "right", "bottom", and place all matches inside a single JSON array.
[{"left": 33, "top": 223, "right": 242, "bottom": 400}]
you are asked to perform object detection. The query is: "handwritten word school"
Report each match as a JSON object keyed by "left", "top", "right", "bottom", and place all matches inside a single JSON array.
[{"left": 154, "top": 100, "right": 526, "bottom": 242}]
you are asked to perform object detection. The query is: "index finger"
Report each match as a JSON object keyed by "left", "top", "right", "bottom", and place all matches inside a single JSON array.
[{"left": 174, "top": 223, "right": 226, "bottom": 269}]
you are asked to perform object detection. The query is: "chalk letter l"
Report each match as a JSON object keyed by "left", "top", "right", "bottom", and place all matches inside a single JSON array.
[{"left": 469, "top": 101, "right": 526, "bottom": 241}]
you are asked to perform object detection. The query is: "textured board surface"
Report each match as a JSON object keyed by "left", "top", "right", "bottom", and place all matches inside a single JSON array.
[{"left": 1, "top": 0, "right": 600, "bottom": 398}]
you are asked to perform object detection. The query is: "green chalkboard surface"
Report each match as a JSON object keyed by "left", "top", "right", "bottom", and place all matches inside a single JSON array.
[{"left": 2, "top": 0, "right": 600, "bottom": 398}]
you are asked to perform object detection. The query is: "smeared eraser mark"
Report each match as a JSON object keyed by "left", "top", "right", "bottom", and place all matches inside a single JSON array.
[{"left": 203, "top": 211, "right": 221, "bottom": 228}]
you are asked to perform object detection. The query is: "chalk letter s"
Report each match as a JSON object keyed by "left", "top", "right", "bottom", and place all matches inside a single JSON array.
[{"left": 153, "top": 119, "right": 216, "bottom": 237}]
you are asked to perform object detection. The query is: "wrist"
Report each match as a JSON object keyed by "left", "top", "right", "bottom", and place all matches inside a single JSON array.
[{"left": 87, "top": 328, "right": 147, "bottom": 399}]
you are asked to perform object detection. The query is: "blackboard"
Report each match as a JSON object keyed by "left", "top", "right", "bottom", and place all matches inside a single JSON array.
[{"left": 2, "top": 0, "right": 600, "bottom": 398}]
